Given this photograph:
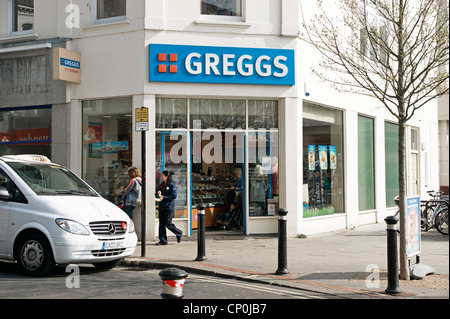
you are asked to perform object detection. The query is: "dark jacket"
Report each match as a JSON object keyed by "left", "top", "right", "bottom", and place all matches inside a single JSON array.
[{"left": 156, "top": 181, "right": 177, "bottom": 211}]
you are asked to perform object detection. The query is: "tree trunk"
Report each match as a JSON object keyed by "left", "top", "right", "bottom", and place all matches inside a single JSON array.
[{"left": 398, "top": 118, "right": 409, "bottom": 280}]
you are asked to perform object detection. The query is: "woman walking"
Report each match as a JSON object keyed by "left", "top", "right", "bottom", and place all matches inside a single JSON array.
[
  {"left": 121, "top": 167, "right": 142, "bottom": 219},
  {"left": 156, "top": 170, "right": 183, "bottom": 245}
]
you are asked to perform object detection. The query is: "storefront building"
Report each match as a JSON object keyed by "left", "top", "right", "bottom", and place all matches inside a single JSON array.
[{"left": 0, "top": 0, "right": 443, "bottom": 239}]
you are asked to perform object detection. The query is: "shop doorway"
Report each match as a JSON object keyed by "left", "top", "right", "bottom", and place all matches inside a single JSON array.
[{"left": 191, "top": 131, "right": 246, "bottom": 234}]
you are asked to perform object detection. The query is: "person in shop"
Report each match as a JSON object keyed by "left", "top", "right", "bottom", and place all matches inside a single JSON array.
[
  {"left": 155, "top": 170, "right": 183, "bottom": 245},
  {"left": 120, "top": 167, "right": 142, "bottom": 219},
  {"left": 230, "top": 167, "right": 243, "bottom": 191}
]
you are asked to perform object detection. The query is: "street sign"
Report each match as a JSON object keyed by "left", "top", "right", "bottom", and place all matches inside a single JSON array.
[
  {"left": 136, "top": 107, "right": 149, "bottom": 132},
  {"left": 135, "top": 107, "right": 149, "bottom": 256}
]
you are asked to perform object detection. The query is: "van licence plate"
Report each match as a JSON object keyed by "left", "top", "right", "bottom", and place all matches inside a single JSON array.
[{"left": 102, "top": 241, "right": 124, "bottom": 250}]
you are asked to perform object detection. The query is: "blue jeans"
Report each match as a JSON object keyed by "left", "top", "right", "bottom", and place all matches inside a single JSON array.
[{"left": 122, "top": 205, "right": 136, "bottom": 219}]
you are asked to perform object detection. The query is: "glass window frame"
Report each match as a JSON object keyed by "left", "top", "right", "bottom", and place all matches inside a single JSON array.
[
  {"left": 302, "top": 102, "right": 345, "bottom": 218},
  {"left": 8, "top": 0, "right": 35, "bottom": 36},
  {"left": 81, "top": 97, "right": 133, "bottom": 203},
  {"left": 358, "top": 115, "right": 375, "bottom": 211},
  {"left": 201, "top": 0, "right": 242, "bottom": 17},
  {"left": 0, "top": 106, "right": 52, "bottom": 159},
  {"left": 93, "top": 0, "right": 127, "bottom": 24},
  {"left": 385, "top": 121, "right": 399, "bottom": 208}
]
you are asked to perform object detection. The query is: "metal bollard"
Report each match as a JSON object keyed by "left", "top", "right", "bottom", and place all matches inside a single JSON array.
[
  {"left": 159, "top": 268, "right": 188, "bottom": 299},
  {"left": 275, "top": 208, "right": 289, "bottom": 275},
  {"left": 384, "top": 216, "right": 402, "bottom": 295},
  {"left": 195, "top": 203, "right": 207, "bottom": 261}
]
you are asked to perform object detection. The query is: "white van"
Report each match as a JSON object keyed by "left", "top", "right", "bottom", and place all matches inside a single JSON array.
[{"left": 0, "top": 155, "right": 137, "bottom": 276}]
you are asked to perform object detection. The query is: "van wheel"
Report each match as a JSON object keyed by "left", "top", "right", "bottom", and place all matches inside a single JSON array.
[
  {"left": 16, "top": 233, "right": 55, "bottom": 277},
  {"left": 93, "top": 259, "right": 123, "bottom": 270}
]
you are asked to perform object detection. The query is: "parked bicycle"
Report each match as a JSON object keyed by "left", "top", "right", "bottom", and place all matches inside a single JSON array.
[{"left": 393, "top": 191, "right": 448, "bottom": 235}]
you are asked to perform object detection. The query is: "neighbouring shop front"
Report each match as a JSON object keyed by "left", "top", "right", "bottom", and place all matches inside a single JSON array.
[
  {"left": 0, "top": 106, "right": 52, "bottom": 158},
  {"left": 81, "top": 97, "right": 133, "bottom": 204},
  {"left": 0, "top": 40, "right": 69, "bottom": 163}
]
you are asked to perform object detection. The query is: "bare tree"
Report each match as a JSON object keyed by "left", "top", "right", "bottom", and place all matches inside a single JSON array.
[{"left": 300, "top": 0, "right": 449, "bottom": 280}]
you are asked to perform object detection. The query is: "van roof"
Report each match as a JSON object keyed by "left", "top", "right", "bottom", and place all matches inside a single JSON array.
[{"left": 0, "top": 155, "right": 52, "bottom": 164}]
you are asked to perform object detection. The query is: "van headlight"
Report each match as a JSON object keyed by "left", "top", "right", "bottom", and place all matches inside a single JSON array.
[
  {"left": 56, "top": 219, "right": 90, "bottom": 235},
  {"left": 129, "top": 219, "right": 135, "bottom": 233}
]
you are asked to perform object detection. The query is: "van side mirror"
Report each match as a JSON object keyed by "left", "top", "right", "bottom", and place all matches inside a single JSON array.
[{"left": 0, "top": 186, "right": 10, "bottom": 201}]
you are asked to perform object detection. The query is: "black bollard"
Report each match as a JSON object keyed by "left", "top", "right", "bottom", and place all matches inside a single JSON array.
[
  {"left": 275, "top": 208, "right": 289, "bottom": 275},
  {"left": 159, "top": 268, "right": 188, "bottom": 299},
  {"left": 385, "top": 215, "right": 402, "bottom": 295},
  {"left": 195, "top": 203, "right": 207, "bottom": 261}
]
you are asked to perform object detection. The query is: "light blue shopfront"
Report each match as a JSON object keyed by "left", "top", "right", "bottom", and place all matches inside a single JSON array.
[{"left": 149, "top": 44, "right": 295, "bottom": 86}]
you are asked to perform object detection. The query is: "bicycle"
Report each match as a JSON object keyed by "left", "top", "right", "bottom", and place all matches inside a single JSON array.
[
  {"left": 421, "top": 190, "right": 444, "bottom": 231},
  {"left": 422, "top": 191, "right": 448, "bottom": 235},
  {"left": 432, "top": 197, "right": 448, "bottom": 235},
  {"left": 393, "top": 191, "right": 448, "bottom": 235}
]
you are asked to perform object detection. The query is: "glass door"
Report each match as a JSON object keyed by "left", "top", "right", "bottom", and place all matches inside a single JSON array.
[
  {"left": 155, "top": 131, "right": 189, "bottom": 220},
  {"left": 248, "top": 131, "right": 279, "bottom": 217}
]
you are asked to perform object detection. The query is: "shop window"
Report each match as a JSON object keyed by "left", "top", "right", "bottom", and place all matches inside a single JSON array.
[
  {"left": 358, "top": 115, "right": 375, "bottom": 211},
  {"left": 81, "top": 98, "right": 133, "bottom": 203},
  {"left": 0, "top": 106, "right": 51, "bottom": 159},
  {"left": 303, "top": 102, "right": 344, "bottom": 218},
  {"left": 9, "top": 0, "right": 34, "bottom": 34},
  {"left": 248, "top": 100, "right": 278, "bottom": 130},
  {"left": 201, "top": 0, "right": 241, "bottom": 16},
  {"left": 190, "top": 99, "right": 246, "bottom": 130},
  {"left": 95, "top": 0, "right": 126, "bottom": 23},
  {"left": 385, "top": 122, "right": 399, "bottom": 207},
  {"left": 248, "top": 131, "right": 279, "bottom": 217},
  {"left": 156, "top": 98, "right": 188, "bottom": 129}
]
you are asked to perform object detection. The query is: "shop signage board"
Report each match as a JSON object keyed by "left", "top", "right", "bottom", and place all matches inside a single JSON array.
[
  {"left": 53, "top": 48, "right": 81, "bottom": 84},
  {"left": 149, "top": 44, "right": 295, "bottom": 86},
  {"left": 135, "top": 107, "right": 149, "bottom": 132}
]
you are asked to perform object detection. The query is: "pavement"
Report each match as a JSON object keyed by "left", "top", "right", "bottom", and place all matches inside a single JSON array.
[{"left": 122, "top": 223, "right": 449, "bottom": 299}]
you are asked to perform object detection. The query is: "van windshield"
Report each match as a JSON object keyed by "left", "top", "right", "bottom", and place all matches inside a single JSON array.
[{"left": 7, "top": 162, "right": 98, "bottom": 197}]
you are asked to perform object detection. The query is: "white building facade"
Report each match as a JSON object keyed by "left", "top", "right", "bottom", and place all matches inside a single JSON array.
[{"left": 0, "top": 0, "right": 442, "bottom": 240}]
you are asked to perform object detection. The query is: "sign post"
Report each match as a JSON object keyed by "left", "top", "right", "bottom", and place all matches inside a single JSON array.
[{"left": 136, "top": 107, "right": 149, "bottom": 257}]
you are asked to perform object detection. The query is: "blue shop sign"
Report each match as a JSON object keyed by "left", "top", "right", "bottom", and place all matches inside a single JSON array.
[
  {"left": 149, "top": 44, "right": 295, "bottom": 86},
  {"left": 60, "top": 57, "right": 80, "bottom": 69}
]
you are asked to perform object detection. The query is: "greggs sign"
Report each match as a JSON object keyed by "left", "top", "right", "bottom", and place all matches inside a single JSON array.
[{"left": 149, "top": 44, "right": 295, "bottom": 86}]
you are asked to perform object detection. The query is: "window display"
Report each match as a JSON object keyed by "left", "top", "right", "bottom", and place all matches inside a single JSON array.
[
  {"left": 82, "top": 98, "right": 133, "bottom": 204},
  {"left": 303, "top": 102, "right": 344, "bottom": 217}
]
